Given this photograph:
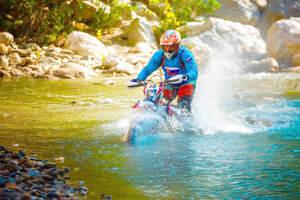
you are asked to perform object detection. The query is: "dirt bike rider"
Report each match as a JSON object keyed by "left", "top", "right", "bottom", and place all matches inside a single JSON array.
[{"left": 132, "top": 30, "right": 198, "bottom": 113}]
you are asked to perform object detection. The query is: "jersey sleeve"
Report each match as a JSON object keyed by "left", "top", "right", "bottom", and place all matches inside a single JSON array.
[
  {"left": 137, "top": 50, "right": 163, "bottom": 80},
  {"left": 181, "top": 50, "right": 198, "bottom": 81}
]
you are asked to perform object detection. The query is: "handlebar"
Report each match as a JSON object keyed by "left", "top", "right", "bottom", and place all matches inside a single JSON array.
[{"left": 126, "top": 77, "right": 180, "bottom": 88}]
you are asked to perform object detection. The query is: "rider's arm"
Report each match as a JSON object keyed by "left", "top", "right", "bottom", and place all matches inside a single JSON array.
[
  {"left": 182, "top": 51, "right": 198, "bottom": 81},
  {"left": 137, "top": 50, "right": 163, "bottom": 80}
]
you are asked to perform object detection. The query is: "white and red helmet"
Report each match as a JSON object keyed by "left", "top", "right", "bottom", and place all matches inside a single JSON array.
[{"left": 160, "top": 30, "right": 181, "bottom": 59}]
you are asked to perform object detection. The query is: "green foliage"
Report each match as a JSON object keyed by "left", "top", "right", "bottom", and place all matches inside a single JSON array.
[
  {"left": 0, "top": 0, "right": 127, "bottom": 45},
  {"left": 0, "top": 0, "right": 76, "bottom": 45},
  {"left": 149, "top": 0, "right": 221, "bottom": 35},
  {"left": 90, "top": 2, "right": 133, "bottom": 31}
]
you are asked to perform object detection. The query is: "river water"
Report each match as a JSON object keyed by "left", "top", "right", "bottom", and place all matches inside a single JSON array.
[{"left": 0, "top": 73, "right": 299, "bottom": 199}]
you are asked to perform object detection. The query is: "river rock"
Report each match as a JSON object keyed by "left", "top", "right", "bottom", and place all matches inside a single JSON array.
[
  {"left": 267, "top": 18, "right": 300, "bottom": 67},
  {"left": 190, "top": 42, "right": 214, "bottom": 69},
  {"left": 125, "top": 55, "right": 139, "bottom": 65},
  {"left": 125, "top": 17, "right": 157, "bottom": 47},
  {"left": 9, "top": 49, "right": 32, "bottom": 57},
  {"left": 251, "top": 0, "right": 267, "bottom": 9},
  {"left": 130, "top": 42, "right": 153, "bottom": 53},
  {"left": 0, "top": 32, "right": 14, "bottom": 46},
  {"left": 182, "top": 17, "right": 270, "bottom": 73},
  {"left": 135, "top": 2, "right": 159, "bottom": 21},
  {"left": 102, "top": 56, "right": 121, "bottom": 70},
  {"left": 70, "top": 0, "right": 97, "bottom": 22},
  {"left": 292, "top": 53, "right": 300, "bottom": 67},
  {"left": 65, "top": 31, "right": 108, "bottom": 59},
  {"left": 0, "top": 70, "right": 11, "bottom": 78},
  {"left": 24, "top": 43, "right": 41, "bottom": 52},
  {"left": 8, "top": 53, "right": 22, "bottom": 66},
  {"left": 53, "top": 63, "right": 98, "bottom": 78},
  {"left": 21, "top": 57, "right": 35, "bottom": 67},
  {"left": 178, "top": 22, "right": 206, "bottom": 37},
  {"left": 0, "top": 44, "right": 9, "bottom": 55},
  {"left": 38, "top": 56, "right": 61, "bottom": 66},
  {"left": 287, "top": 66, "right": 300, "bottom": 73},
  {"left": 107, "top": 63, "right": 135, "bottom": 75},
  {"left": 246, "top": 57, "right": 279, "bottom": 72},
  {"left": 258, "top": 0, "right": 300, "bottom": 37},
  {"left": 107, "top": 46, "right": 117, "bottom": 57},
  {"left": 0, "top": 56, "right": 9, "bottom": 68},
  {"left": 212, "top": 0, "right": 261, "bottom": 26},
  {"left": 60, "top": 49, "right": 74, "bottom": 55}
]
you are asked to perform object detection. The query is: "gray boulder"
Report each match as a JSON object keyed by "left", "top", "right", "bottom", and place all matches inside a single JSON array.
[
  {"left": 65, "top": 31, "right": 108, "bottom": 60},
  {"left": 0, "top": 32, "right": 14, "bottom": 46},
  {"left": 267, "top": 17, "right": 300, "bottom": 67},
  {"left": 212, "top": 0, "right": 261, "bottom": 26},
  {"left": 181, "top": 18, "right": 275, "bottom": 73},
  {"left": 125, "top": 17, "right": 157, "bottom": 47},
  {"left": 258, "top": 0, "right": 300, "bottom": 37}
]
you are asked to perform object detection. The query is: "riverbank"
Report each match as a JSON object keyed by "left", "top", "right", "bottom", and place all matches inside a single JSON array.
[{"left": 0, "top": 146, "right": 88, "bottom": 200}]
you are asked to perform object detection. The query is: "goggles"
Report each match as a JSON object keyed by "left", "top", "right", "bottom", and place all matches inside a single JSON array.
[{"left": 162, "top": 43, "right": 179, "bottom": 53}]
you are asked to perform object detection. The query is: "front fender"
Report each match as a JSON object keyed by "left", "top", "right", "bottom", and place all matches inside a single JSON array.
[{"left": 132, "top": 99, "right": 156, "bottom": 110}]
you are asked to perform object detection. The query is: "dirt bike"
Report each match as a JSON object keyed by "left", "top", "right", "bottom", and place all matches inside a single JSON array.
[{"left": 122, "top": 75, "right": 186, "bottom": 142}]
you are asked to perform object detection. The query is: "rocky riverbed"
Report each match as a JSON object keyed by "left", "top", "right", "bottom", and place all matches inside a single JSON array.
[
  {"left": 0, "top": 146, "right": 89, "bottom": 200},
  {"left": 0, "top": 16, "right": 299, "bottom": 80}
]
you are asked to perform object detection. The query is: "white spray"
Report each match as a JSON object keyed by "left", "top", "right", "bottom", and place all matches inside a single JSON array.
[{"left": 192, "top": 48, "right": 252, "bottom": 135}]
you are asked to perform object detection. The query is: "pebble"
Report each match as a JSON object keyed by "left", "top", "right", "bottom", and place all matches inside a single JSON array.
[
  {"left": 0, "top": 147, "right": 87, "bottom": 199},
  {"left": 54, "top": 156, "right": 64, "bottom": 161},
  {"left": 101, "top": 194, "right": 112, "bottom": 199}
]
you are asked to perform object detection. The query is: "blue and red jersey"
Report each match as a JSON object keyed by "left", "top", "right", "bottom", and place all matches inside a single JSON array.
[{"left": 137, "top": 46, "right": 198, "bottom": 86}]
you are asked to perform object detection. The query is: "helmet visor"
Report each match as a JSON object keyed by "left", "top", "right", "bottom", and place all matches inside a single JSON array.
[{"left": 162, "top": 43, "right": 179, "bottom": 54}]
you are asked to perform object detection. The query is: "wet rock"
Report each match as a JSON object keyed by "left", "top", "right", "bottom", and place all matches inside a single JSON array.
[
  {"left": 103, "top": 80, "right": 116, "bottom": 85},
  {"left": 54, "top": 157, "right": 64, "bottom": 162},
  {"left": 101, "top": 194, "right": 112, "bottom": 199},
  {"left": 0, "top": 147, "right": 88, "bottom": 199},
  {"left": 102, "top": 98, "right": 114, "bottom": 104},
  {"left": 6, "top": 164, "right": 18, "bottom": 172}
]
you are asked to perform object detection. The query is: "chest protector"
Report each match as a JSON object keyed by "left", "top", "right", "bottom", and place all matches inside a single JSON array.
[{"left": 159, "top": 46, "right": 191, "bottom": 69}]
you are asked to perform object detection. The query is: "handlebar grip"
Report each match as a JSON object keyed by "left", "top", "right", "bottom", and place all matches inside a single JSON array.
[
  {"left": 126, "top": 82, "right": 144, "bottom": 88},
  {"left": 164, "top": 78, "right": 180, "bottom": 83}
]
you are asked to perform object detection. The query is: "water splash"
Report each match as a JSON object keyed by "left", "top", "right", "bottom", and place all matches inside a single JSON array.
[{"left": 192, "top": 50, "right": 253, "bottom": 135}]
